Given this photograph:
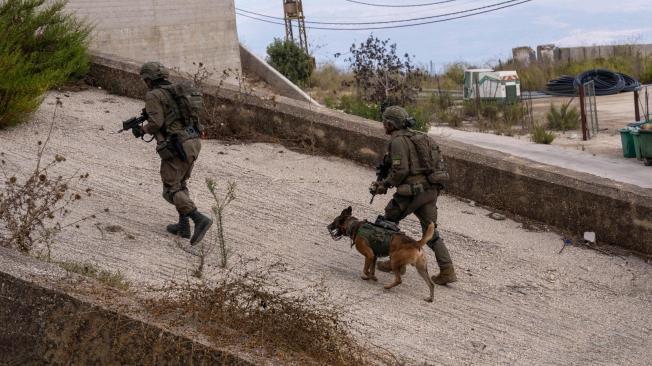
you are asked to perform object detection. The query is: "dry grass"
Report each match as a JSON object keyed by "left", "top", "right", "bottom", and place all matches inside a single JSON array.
[
  {"left": 145, "top": 259, "right": 396, "bottom": 366},
  {"left": 57, "top": 260, "right": 130, "bottom": 290}
]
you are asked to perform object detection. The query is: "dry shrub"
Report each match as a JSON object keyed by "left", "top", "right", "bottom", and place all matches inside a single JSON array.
[
  {"left": 200, "top": 68, "right": 277, "bottom": 142},
  {"left": 0, "top": 98, "right": 99, "bottom": 256},
  {"left": 206, "top": 178, "right": 236, "bottom": 269},
  {"left": 146, "top": 260, "right": 395, "bottom": 366}
]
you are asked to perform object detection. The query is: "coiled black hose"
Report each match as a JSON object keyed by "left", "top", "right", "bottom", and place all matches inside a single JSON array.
[
  {"left": 620, "top": 73, "right": 641, "bottom": 92},
  {"left": 544, "top": 69, "right": 640, "bottom": 96},
  {"left": 545, "top": 75, "right": 577, "bottom": 96}
]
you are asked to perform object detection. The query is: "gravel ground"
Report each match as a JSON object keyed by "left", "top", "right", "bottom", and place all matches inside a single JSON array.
[{"left": 1, "top": 89, "right": 650, "bottom": 365}]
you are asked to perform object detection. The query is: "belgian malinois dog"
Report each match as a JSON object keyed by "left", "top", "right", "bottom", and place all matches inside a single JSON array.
[{"left": 327, "top": 206, "right": 436, "bottom": 302}]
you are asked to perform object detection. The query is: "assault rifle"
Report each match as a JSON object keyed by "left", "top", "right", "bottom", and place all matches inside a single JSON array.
[
  {"left": 117, "top": 109, "right": 149, "bottom": 139},
  {"left": 370, "top": 158, "right": 391, "bottom": 204}
]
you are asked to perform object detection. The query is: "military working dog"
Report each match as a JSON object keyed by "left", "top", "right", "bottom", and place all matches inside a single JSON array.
[{"left": 327, "top": 206, "right": 436, "bottom": 302}]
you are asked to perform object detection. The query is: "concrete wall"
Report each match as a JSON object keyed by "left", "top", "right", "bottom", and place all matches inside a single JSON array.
[
  {"left": 512, "top": 46, "right": 536, "bottom": 65},
  {"left": 554, "top": 44, "right": 652, "bottom": 63},
  {"left": 87, "top": 53, "right": 652, "bottom": 256},
  {"left": 240, "top": 44, "right": 318, "bottom": 105},
  {"left": 0, "top": 247, "right": 254, "bottom": 366},
  {"left": 64, "top": 0, "right": 241, "bottom": 76},
  {"left": 537, "top": 44, "right": 556, "bottom": 63}
]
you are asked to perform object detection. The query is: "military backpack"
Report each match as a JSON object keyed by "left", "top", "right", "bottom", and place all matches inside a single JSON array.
[
  {"left": 405, "top": 132, "right": 450, "bottom": 187},
  {"left": 161, "top": 80, "right": 204, "bottom": 132}
]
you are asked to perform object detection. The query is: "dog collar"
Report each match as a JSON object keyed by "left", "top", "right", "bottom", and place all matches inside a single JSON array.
[{"left": 345, "top": 219, "right": 365, "bottom": 246}]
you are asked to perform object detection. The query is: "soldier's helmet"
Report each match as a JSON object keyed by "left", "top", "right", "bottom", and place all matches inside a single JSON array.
[
  {"left": 382, "top": 106, "right": 410, "bottom": 129},
  {"left": 139, "top": 61, "right": 170, "bottom": 81}
]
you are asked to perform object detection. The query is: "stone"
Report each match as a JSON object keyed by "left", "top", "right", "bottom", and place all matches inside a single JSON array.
[{"left": 489, "top": 213, "right": 507, "bottom": 221}]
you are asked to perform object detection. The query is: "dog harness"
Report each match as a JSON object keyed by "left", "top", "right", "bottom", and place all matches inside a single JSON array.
[{"left": 349, "top": 221, "right": 397, "bottom": 258}]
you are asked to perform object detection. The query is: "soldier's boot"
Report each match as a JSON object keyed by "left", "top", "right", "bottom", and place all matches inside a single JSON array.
[
  {"left": 376, "top": 260, "right": 406, "bottom": 274},
  {"left": 166, "top": 214, "right": 190, "bottom": 239},
  {"left": 188, "top": 209, "right": 213, "bottom": 245},
  {"left": 427, "top": 232, "right": 457, "bottom": 285},
  {"left": 431, "top": 264, "right": 457, "bottom": 285}
]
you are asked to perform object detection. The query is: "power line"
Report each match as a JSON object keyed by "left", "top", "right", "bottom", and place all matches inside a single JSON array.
[
  {"left": 343, "top": 0, "right": 459, "bottom": 7},
  {"left": 237, "top": 0, "right": 525, "bottom": 26},
  {"left": 307, "top": 0, "right": 487, "bottom": 20},
  {"left": 235, "top": 0, "right": 532, "bottom": 31}
]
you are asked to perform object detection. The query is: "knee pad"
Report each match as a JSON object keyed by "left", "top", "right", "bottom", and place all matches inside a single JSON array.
[{"left": 162, "top": 188, "right": 178, "bottom": 204}]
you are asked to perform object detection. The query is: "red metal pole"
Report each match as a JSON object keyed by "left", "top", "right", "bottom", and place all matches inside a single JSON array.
[
  {"left": 634, "top": 89, "right": 641, "bottom": 122},
  {"left": 579, "top": 85, "right": 588, "bottom": 141}
]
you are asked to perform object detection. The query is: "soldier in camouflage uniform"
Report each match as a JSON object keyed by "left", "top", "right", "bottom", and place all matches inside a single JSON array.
[
  {"left": 369, "top": 106, "right": 457, "bottom": 285},
  {"left": 132, "top": 62, "right": 212, "bottom": 245}
]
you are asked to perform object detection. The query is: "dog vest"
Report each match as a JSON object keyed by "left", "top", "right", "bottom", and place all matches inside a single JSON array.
[{"left": 354, "top": 222, "right": 395, "bottom": 258}]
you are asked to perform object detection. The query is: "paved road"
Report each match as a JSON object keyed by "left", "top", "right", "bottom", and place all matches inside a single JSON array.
[
  {"left": 2, "top": 90, "right": 650, "bottom": 365},
  {"left": 431, "top": 127, "right": 652, "bottom": 189}
]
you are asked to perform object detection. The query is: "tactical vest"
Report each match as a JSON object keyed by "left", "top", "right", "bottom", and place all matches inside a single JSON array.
[{"left": 355, "top": 222, "right": 395, "bottom": 258}]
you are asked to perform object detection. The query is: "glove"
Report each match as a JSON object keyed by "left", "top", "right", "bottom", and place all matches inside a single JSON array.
[
  {"left": 132, "top": 125, "right": 145, "bottom": 138},
  {"left": 369, "top": 181, "right": 388, "bottom": 195}
]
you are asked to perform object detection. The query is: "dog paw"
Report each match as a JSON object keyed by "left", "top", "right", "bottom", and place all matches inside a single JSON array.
[
  {"left": 370, "top": 276, "right": 378, "bottom": 282},
  {"left": 424, "top": 297, "right": 434, "bottom": 303},
  {"left": 361, "top": 275, "right": 370, "bottom": 281}
]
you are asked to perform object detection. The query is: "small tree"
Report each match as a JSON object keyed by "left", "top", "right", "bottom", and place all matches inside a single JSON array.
[
  {"left": 342, "top": 35, "right": 425, "bottom": 107},
  {"left": 0, "top": 0, "right": 91, "bottom": 128},
  {"left": 266, "top": 38, "right": 314, "bottom": 86}
]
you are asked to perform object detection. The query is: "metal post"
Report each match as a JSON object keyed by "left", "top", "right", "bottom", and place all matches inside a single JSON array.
[
  {"left": 592, "top": 86, "right": 599, "bottom": 133},
  {"left": 634, "top": 89, "right": 641, "bottom": 122},
  {"left": 579, "top": 85, "right": 588, "bottom": 141},
  {"left": 645, "top": 88, "right": 650, "bottom": 122},
  {"left": 475, "top": 79, "right": 481, "bottom": 122}
]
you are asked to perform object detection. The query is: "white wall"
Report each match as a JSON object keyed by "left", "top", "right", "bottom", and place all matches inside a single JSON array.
[{"left": 64, "top": 0, "right": 241, "bottom": 76}]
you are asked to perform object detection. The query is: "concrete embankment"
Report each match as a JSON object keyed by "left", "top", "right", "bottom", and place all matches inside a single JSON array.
[
  {"left": 0, "top": 247, "right": 253, "bottom": 365},
  {"left": 87, "top": 52, "right": 652, "bottom": 255}
]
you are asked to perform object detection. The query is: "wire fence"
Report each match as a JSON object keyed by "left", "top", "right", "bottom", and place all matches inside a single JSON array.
[{"left": 583, "top": 81, "right": 599, "bottom": 138}]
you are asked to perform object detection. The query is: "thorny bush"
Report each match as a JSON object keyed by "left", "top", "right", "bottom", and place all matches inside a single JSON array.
[{"left": 146, "top": 259, "right": 395, "bottom": 366}]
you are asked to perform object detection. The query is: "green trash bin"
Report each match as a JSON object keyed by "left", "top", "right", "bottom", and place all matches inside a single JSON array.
[
  {"left": 638, "top": 129, "right": 652, "bottom": 166},
  {"left": 619, "top": 128, "right": 636, "bottom": 158},
  {"left": 631, "top": 130, "right": 642, "bottom": 160}
]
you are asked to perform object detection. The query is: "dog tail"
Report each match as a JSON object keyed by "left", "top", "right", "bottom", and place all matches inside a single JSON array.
[{"left": 417, "top": 222, "right": 436, "bottom": 247}]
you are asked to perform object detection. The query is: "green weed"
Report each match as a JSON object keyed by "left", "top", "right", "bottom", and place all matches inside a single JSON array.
[
  {"left": 547, "top": 102, "right": 580, "bottom": 131},
  {"left": 531, "top": 125, "right": 556, "bottom": 144}
]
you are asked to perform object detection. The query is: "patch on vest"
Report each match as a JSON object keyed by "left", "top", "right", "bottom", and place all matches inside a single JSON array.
[
  {"left": 392, "top": 156, "right": 401, "bottom": 166},
  {"left": 356, "top": 223, "right": 394, "bottom": 257}
]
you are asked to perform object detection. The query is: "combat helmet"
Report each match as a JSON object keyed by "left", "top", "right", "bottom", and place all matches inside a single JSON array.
[
  {"left": 139, "top": 61, "right": 170, "bottom": 81},
  {"left": 382, "top": 106, "right": 410, "bottom": 129}
]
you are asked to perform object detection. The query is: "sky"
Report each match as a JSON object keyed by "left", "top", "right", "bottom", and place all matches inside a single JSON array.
[{"left": 234, "top": 0, "right": 652, "bottom": 72}]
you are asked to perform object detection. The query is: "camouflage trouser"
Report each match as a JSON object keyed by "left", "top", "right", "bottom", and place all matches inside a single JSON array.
[
  {"left": 160, "top": 139, "right": 201, "bottom": 215},
  {"left": 384, "top": 190, "right": 453, "bottom": 267}
]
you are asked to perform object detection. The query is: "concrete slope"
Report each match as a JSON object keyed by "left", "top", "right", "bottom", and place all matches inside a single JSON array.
[
  {"left": 432, "top": 127, "right": 652, "bottom": 189},
  {"left": 1, "top": 90, "right": 650, "bottom": 365}
]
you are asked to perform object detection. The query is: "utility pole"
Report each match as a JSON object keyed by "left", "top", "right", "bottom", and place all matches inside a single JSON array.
[{"left": 283, "top": 0, "right": 309, "bottom": 54}]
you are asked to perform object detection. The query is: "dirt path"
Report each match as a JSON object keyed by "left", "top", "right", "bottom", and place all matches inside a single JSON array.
[{"left": 1, "top": 89, "right": 650, "bottom": 365}]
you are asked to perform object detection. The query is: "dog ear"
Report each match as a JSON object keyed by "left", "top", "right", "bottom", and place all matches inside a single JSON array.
[{"left": 342, "top": 206, "right": 352, "bottom": 216}]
